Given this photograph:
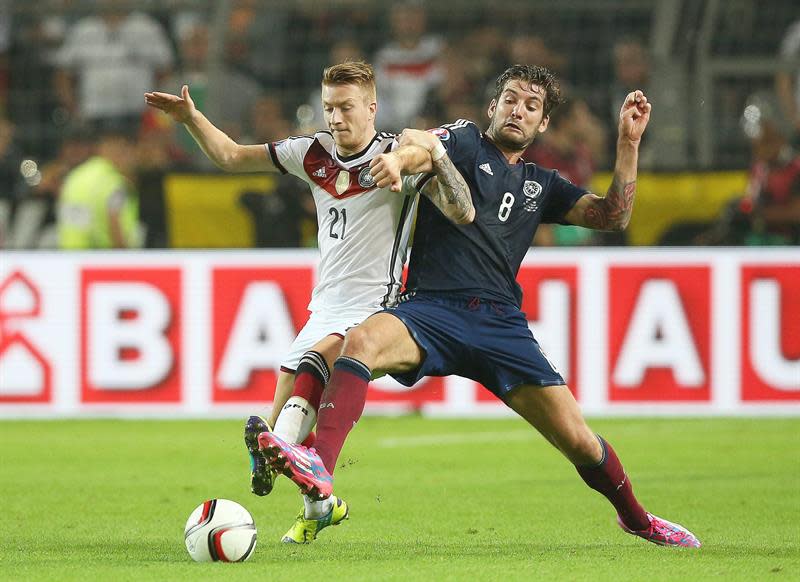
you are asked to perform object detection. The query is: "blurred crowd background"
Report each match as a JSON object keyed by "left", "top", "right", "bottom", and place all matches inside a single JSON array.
[{"left": 1, "top": 0, "right": 798, "bottom": 250}]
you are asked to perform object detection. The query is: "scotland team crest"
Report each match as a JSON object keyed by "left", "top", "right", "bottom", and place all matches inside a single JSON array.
[
  {"left": 523, "top": 180, "right": 543, "bottom": 212},
  {"left": 523, "top": 180, "right": 542, "bottom": 198},
  {"left": 358, "top": 166, "right": 376, "bottom": 188}
]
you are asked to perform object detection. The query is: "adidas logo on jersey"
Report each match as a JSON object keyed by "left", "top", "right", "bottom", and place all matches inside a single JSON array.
[
  {"left": 312, "top": 167, "right": 327, "bottom": 178},
  {"left": 479, "top": 163, "right": 493, "bottom": 176}
]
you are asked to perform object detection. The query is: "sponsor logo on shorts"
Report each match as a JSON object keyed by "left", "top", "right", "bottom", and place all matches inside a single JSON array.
[{"left": 397, "top": 290, "right": 417, "bottom": 304}]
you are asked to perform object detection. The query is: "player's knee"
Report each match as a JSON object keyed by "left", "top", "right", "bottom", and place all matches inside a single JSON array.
[{"left": 341, "top": 325, "right": 377, "bottom": 362}]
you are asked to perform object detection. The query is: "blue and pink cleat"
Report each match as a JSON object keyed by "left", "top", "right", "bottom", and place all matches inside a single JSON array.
[
  {"left": 244, "top": 415, "right": 275, "bottom": 496},
  {"left": 258, "top": 432, "right": 333, "bottom": 501},
  {"left": 618, "top": 513, "right": 701, "bottom": 548}
]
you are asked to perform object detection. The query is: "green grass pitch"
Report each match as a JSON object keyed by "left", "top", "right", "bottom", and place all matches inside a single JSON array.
[{"left": 2, "top": 417, "right": 798, "bottom": 581}]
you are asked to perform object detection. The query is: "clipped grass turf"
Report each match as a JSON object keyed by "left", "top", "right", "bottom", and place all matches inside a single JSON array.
[{"left": 1, "top": 417, "right": 798, "bottom": 581}]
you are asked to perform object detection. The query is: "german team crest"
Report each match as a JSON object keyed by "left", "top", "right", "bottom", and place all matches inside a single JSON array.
[
  {"left": 358, "top": 166, "right": 376, "bottom": 188},
  {"left": 523, "top": 180, "right": 543, "bottom": 212}
]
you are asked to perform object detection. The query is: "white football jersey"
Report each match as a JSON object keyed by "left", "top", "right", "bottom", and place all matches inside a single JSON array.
[{"left": 266, "top": 131, "right": 420, "bottom": 315}]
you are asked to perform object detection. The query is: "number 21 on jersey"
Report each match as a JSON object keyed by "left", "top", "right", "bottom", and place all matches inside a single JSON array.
[
  {"left": 498, "top": 192, "right": 514, "bottom": 222},
  {"left": 329, "top": 207, "right": 347, "bottom": 239}
]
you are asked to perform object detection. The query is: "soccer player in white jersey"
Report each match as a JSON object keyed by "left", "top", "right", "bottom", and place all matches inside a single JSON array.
[{"left": 145, "top": 61, "right": 473, "bottom": 543}]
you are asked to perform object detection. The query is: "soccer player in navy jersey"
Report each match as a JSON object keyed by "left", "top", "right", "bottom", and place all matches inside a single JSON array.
[{"left": 259, "top": 64, "right": 701, "bottom": 548}]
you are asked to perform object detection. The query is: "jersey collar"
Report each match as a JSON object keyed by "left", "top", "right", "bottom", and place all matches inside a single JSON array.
[{"left": 334, "top": 131, "right": 382, "bottom": 164}]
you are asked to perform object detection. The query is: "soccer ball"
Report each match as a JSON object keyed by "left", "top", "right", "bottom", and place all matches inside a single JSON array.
[{"left": 184, "top": 499, "right": 257, "bottom": 562}]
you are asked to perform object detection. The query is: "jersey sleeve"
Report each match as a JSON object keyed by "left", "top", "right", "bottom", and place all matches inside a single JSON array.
[
  {"left": 541, "top": 170, "right": 589, "bottom": 224},
  {"left": 401, "top": 173, "right": 429, "bottom": 197},
  {"left": 266, "top": 136, "right": 313, "bottom": 178},
  {"left": 428, "top": 119, "right": 482, "bottom": 168}
]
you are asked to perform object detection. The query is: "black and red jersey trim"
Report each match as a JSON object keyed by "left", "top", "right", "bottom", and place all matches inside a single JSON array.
[
  {"left": 381, "top": 193, "right": 414, "bottom": 308},
  {"left": 267, "top": 142, "right": 288, "bottom": 174},
  {"left": 303, "top": 139, "right": 394, "bottom": 200}
]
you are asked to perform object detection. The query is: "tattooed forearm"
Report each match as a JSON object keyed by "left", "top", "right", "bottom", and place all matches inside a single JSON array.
[
  {"left": 582, "top": 176, "right": 636, "bottom": 231},
  {"left": 422, "top": 154, "right": 475, "bottom": 224}
]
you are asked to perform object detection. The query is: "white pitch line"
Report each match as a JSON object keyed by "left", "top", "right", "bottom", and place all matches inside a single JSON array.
[{"left": 378, "top": 430, "right": 535, "bottom": 448}]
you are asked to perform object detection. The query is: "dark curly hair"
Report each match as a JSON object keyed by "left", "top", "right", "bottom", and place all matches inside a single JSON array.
[{"left": 492, "top": 64, "right": 563, "bottom": 117}]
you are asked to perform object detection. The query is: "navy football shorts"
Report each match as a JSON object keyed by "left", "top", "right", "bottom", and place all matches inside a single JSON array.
[{"left": 384, "top": 292, "right": 565, "bottom": 398}]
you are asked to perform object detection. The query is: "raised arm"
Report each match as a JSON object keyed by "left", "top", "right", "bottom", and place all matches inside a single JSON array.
[
  {"left": 564, "top": 90, "right": 651, "bottom": 230},
  {"left": 370, "top": 129, "right": 475, "bottom": 225},
  {"left": 144, "top": 85, "right": 275, "bottom": 173}
]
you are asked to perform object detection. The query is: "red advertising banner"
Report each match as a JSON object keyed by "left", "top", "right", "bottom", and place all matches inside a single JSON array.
[
  {"left": 0, "top": 271, "right": 51, "bottom": 403},
  {"left": 212, "top": 267, "right": 314, "bottom": 403},
  {"left": 1, "top": 250, "right": 797, "bottom": 417},
  {"left": 608, "top": 265, "right": 711, "bottom": 402},
  {"left": 740, "top": 264, "right": 800, "bottom": 401},
  {"left": 80, "top": 268, "right": 182, "bottom": 403},
  {"left": 367, "top": 376, "right": 446, "bottom": 408}
]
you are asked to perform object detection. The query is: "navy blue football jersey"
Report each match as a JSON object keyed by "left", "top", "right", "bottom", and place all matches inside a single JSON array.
[{"left": 405, "top": 120, "right": 588, "bottom": 306}]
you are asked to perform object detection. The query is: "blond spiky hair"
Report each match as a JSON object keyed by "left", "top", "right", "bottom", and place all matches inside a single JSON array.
[{"left": 322, "top": 60, "right": 377, "bottom": 100}]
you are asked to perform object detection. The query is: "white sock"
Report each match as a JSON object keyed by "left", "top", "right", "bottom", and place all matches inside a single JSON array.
[
  {"left": 304, "top": 495, "right": 333, "bottom": 519},
  {"left": 273, "top": 396, "right": 317, "bottom": 444}
]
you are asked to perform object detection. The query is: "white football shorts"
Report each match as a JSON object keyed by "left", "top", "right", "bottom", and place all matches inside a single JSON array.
[{"left": 279, "top": 308, "right": 378, "bottom": 372}]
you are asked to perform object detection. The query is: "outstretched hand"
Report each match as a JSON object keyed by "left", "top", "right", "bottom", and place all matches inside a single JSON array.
[
  {"left": 144, "top": 85, "right": 196, "bottom": 124},
  {"left": 618, "top": 90, "right": 651, "bottom": 145},
  {"left": 369, "top": 153, "right": 403, "bottom": 192}
]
